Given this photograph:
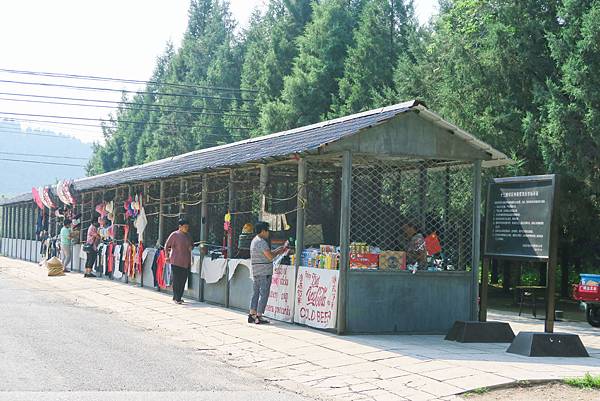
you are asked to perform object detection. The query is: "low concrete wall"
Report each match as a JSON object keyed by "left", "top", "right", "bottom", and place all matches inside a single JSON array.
[
  {"left": 229, "top": 263, "right": 253, "bottom": 311},
  {"left": 346, "top": 270, "right": 472, "bottom": 334},
  {"left": 204, "top": 275, "right": 227, "bottom": 306}
]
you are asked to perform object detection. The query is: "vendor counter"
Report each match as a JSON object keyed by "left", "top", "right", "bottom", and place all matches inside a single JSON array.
[
  {"left": 346, "top": 269, "right": 472, "bottom": 334},
  {"left": 201, "top": 258, "right": 253, "bottom": 309}
]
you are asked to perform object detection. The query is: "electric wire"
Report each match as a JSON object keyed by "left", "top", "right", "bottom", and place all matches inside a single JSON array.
[
  {"left": 0, "top": 79, "right": 256, "bottom": 102},
  {"left": 0, "top": 111, "right": 256, "bottom": 128},
  {"left": 0, "top": 157, "right": 86, "bottom": 167},
  {"left": 0, "top": 92, "right": 259, "bottom": 115},
  {"left": 0, "top": 68, "right": 258, "bottom": 93},
  {"left": 0, "top": 151, "right": 89, "bottom": 160},
  {"left": 0, "top": 117, "right": 252, "bottom": 132},
  {"left": 0, "top": 97, "right": 259, "bottom": 118}
]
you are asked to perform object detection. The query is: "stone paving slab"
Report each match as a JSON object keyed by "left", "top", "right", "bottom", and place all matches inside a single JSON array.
[{"left": 2, "top": 256, "right": 600, "bottom": 401}]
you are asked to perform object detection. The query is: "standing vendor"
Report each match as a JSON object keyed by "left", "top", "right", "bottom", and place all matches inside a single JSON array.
[
  {"left": 248, "top": 221, "right": 288, "bottom": 324},
  {"left": 403, "top": 222, "right": 427, "bottom": 269},
  {"left": 165, "top": 218, "right": 193, "bottom": 305}
]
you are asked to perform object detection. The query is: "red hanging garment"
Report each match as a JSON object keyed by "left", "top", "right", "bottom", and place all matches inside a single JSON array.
[
  {"left": 156, "top": 249, "right": 166, "bottom": 289},
  {"left": 136, "top": 242, "right": 144, "bottom": 275},
  {"left": 107, "top": 242, "right": 114, "bottom": 273}
]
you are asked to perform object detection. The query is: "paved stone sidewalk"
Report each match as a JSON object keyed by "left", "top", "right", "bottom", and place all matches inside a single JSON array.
[{"left": 2, "top": 256, "right": 600, "bottom": 401}]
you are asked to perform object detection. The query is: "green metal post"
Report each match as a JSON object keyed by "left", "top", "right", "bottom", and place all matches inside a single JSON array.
[
  {"left": 471, "top": 160, "right": 482, "bottom": 321},
  {"left": 337, "top": 151, "right": 352, "bottom": 335},
  {"left": 199, "top": 174, "right": 208, "bottom": 302},
  {"left": 295, "top": 158, "right": 307, "bottom": 270},
  {"left": 157, "top": 181, "right": 165, "bottom": 246}
]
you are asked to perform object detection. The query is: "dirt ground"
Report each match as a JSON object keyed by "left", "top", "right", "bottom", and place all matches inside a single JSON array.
[{"left": 460, "top": 382, "right": 600, "bottom": 401}]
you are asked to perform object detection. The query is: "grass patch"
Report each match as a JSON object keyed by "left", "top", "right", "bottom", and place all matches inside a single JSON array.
[
  {"left": 464, "top": 387, "right": 489, "bottom": 396},
  {"left": 564, "top": 373, "right": 600, "bottom": 389}
]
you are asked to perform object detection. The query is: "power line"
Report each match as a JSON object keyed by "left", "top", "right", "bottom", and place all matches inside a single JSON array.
[
  {"left": 0, "top": 79, "right": 256, "bottom": 103},
  {"left": 0, "top": 68, "right": 258, "bottom": 93},
  {"left": 0, "top": 151, "right": 89, "bottom": 160},
  {"left": 0, "top": 92, "right": 259, "bottom": 114},
  {"left": 0, "top": 113, "right": 253, "bottom": 130},
  {"left": 0, "top": 157, "right": 86, "bottom": 167},
  {"left": 0, "top": 96, "right": 259, "bottom": 118},
  {"left": 0, "top": 128, "right": 94, "bottom": 140}
]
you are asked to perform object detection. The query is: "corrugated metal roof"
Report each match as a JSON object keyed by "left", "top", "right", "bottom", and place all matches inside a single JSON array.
[
  {"left": 0, "top": 100, "right": 511, "bottom": 206},
  {"left": 0, "top": 192, "right": 32, "bottom": 205}
]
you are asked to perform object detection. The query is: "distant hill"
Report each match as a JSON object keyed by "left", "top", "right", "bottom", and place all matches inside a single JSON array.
[{"left": 0, "top": 120, "right": 93, "bottom": 198}]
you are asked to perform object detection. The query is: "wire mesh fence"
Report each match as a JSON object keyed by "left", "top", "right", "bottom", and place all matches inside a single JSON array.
[
  {"left": 230, "top": 168, "right": 260, "bottom": 258},
  {"left": 350, "top": 158, "right": 474, "bottom": 271},
  {"left": 305, "top": 160, "right": 341, "bottom": 247}
]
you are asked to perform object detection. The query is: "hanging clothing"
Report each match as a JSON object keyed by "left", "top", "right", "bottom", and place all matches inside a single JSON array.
[
  {"left": 134, "top": 207, "right": 148, "bottom": 243},
  {"left": 155, "top": 249, "right": 167, "bottom": 289},
  {"left": 135, "top": 242, "right": 144, "bottom": 275},
  {"left": 261, "top": 197, "right": 290, "bottom": 231},
  {"left": 164, "top": 263, "right": 172, "bottom": 287},
  {"left": 113, "top": 245, "right": 123, "bottom": 279},
  {"left": 107, "top": 242, "right": 114, "bottom": 274},
  {"left": 151, "top": 248, "right": 163, "bottom": 288}
]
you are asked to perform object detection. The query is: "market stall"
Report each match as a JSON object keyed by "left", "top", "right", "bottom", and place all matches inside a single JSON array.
[{"left": 0, "top": 100, "right": 511, "bottom": 334}]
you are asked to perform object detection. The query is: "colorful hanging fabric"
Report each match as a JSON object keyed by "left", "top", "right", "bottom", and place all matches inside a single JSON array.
[
  {"left": 42, "top": 187, "right": 57, "bottom": 209},
  {"left": 156, "top": 249, "right": 166, "bottom": 289},
  {"left": 95, "top": 201, "right": 107, "bottom": 217},
  {"left": 32, "top": 187, "right": 44, "bottom": 210},
  {"left": 64, "top": 180, "right": 76, "bottom": 205},
  {"left": 124, "top": 243, "right": 136, "bottom": 279},
  {"left": 56, "top": 181, "right": 70, "bottom": 205},
  {"left": 107, "top": 242, "right": 114, "bottom": 274},
  {"left": 135, "top": 242, "right": 144, "bottom": 275}
]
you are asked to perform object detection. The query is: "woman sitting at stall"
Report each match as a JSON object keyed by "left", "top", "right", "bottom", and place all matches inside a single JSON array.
[{"left": 403, "top": 221, "right": 427, "bottom": 270}]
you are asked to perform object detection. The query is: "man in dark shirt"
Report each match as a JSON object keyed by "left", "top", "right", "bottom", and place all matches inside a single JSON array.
[{"left": 165, "top": 218, "right": 193, "bottom": 304}]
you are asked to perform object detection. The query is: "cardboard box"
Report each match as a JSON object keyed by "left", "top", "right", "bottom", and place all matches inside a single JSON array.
[
  {"left": 350, "top": 253, "right": 379, "bottom": 269},
  {"left": 379, "top": 251, "right": 407, "bottom": 270}
]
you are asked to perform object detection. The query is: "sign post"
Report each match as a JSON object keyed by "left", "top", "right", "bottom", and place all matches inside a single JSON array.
[
  {"left": 479, "top": 175, "right": 588, "bottom": 356},
  {"left": 482, "top": 174, "right": 557, "bottom": 333}
]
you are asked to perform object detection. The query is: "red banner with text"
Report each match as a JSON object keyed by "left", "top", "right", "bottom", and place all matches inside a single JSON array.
[{"left": 293, "top": 266, "right": 339, "bottom": 329}]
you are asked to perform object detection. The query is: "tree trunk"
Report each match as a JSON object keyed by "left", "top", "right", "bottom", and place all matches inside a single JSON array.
[
  {"left": 491, "top": 258, "right": 499, "bottom": 284},
  {"left": 539, "top": 261, "right": 547, "bottom": 287},
  {"left": 502, "top": 260, "right": 511, "bottom": 294}
]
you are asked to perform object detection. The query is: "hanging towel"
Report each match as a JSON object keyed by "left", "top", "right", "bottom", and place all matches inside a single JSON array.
[
  {"left": 227, "top": 259, "right": 251, "bottom": 281},
  {"left": 201, "top": 258, "right": 228, "bottom": 284}
]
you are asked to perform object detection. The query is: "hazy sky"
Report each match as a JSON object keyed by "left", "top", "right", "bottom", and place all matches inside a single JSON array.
[{"left": 0, "top": 0, "right": 437, "bottom": 144}]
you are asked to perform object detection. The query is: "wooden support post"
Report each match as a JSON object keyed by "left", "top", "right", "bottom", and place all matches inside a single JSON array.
[
  {"left": 18, "top": 204, "right": 23, "bottom": 259},
  {"left": 13, "top": 206, "right": 17, "bottom": 258},
  {"left": 30, "top": 203, "right": 36, "bottom": 262},
  {"left": 259, "top": 165, "right": 269, "bottom": 220},
  {"left": 18, "top": 205, "right": 23, "bottom": 260},
  {"left": 179, "top": 178, "right": 186, "bottom": 217},
  {"left": 79, "top": 193, "right": 86, "bottom": 243},
  {"left": 471, "top": 160, "right": 482, "bottom": 321},
  {"left": 199, "top": 174, "right": 208, "bottom": 302},
  {"left": 226, "top": 170, "right": 235, "bottom": 308},
  {"left": 157, "top": 181, "right": 165, "bottom": 246},
  {"left": 419, "top": 162, "right": 428, "bottom": 233},
  {"left": 295, "top": 159, "right": 307, "bottom": 270},
  {"left": 337, "top": 151, "right": 352, "bottom": 335}
]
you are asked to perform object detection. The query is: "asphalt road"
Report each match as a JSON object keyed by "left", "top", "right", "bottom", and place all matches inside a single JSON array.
[{"left": 0, "top": 272, "right": 309, "bottom": 401}]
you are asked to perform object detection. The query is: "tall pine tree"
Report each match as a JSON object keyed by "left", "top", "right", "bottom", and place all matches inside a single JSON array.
[
  {"left": 333, "top": 0, "right": 417, "bottom": 116},
  {"left": 260, "top": 0, "right": 357, "bottom": 132}
]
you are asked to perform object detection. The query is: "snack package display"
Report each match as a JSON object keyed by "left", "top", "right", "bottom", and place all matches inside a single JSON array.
[{"left": 379, "top": 251, "right": 407, "bottom": 270}]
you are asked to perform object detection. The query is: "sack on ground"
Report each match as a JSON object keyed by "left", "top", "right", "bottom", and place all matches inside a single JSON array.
[{"left": 47, "top": 256, "right": 65, "bottom": 277}]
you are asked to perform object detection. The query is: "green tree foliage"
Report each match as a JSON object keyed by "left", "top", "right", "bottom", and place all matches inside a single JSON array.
[
  {"left": 260, "top": 0, "right": 357, "bottom": 132},
  {"left": 333, "top": 0, "right": 417, "bottom": 116},
  {"left": 87, "top": 0, "right": 600, "bottom": 279}
]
